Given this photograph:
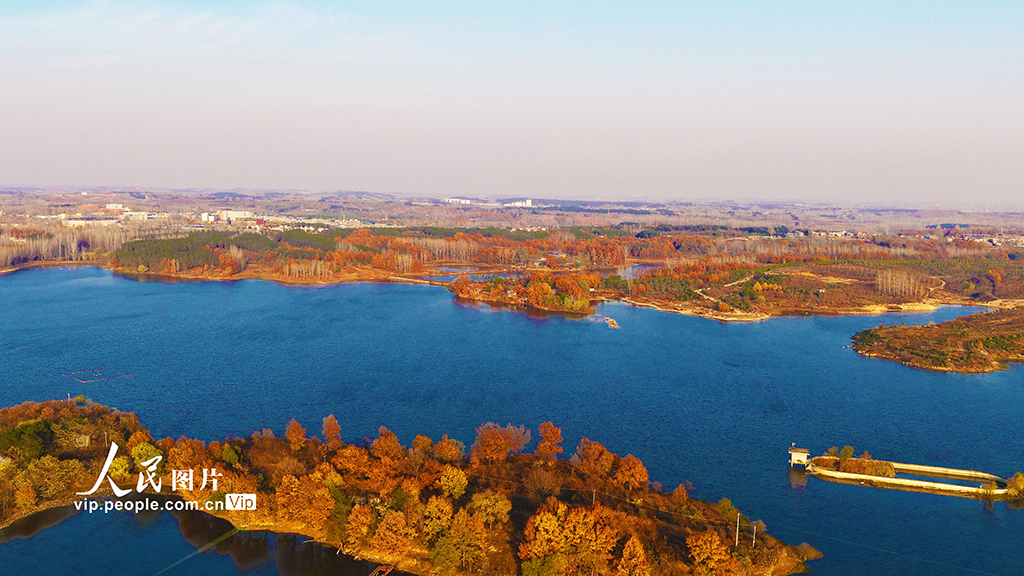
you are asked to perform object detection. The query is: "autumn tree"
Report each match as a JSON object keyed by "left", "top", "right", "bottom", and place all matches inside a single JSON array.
[
  {"left": 522, "top": 555, "right": 568, "bottom": 576},
  {"left": 276, "top": 474, "right": 333, "bottom": 534},
  {"left": 688, "top": 528, "right": 737, "bottom": 573},
  {"left": 617, "top": 535, "right": 651, "bottom": 576},
  {"left": 285, "top": 419, "right": 307, "bottom": 452},
  {"left": 412, "top": 434, "right": 434, "bottom": 455},
  {"left": 687, "top": 529, "right": 738, "bottom": 576},
  {"left": 471, "top": 422, "right": 510, "bottom": 464},
  {"left": 221, "top": 444, "right": 241, "bottom": 467},
  {"left": 673, "top": 484, "right": 688, "bottom": 501},
  {"left": 450, "top": 275, "right": 473, "bottom": 296},
  {"left": 370, "top": 425, "right": 405, "bottom": 461},
  {"left": 130, "top": 442, "right": 164, "bottom": 475},
  {"left": 520, "top": 500, "right": 567, "bottom": 560},
  {"left": 500, "top": 424, "right": 531, "bottom": 454},
  {"left": 562, "top": 504, "right": 619, "bottom": 574},
  {"left": 371, "top": 510, "right": 412, "bottom": 556},
  {"left": 526, "top": 282, "right": 556, "bottom": 308},
  {"left": 450, "top": 508, "right": 487, "bottom": 568},
  {"left": 615, "top": 455, "right": 649, "bottom": 491},
  {"left": 571, "top": 438, "right": 615, "bottom": 479},
  {"left": 434, "top": 434, "right": 465, "bottom": 462},
  {"left": 331, "top": 445, "right": 371, "bottom": 482},
  {"left": 15, "top": 482, "right": 36, "bottom": 509},
  {"left": 536, "top": 422, "right": 563, "bottom": 460},
  {"left": 168, "top": 437, "right": 209, "bottom": 472},
  {"left": 322, "top": 415, "right": 342, "bottom": 449},
  {"left": 424, "top": 496, "right": 455, "bottom": 541},
  {"left": 344, "top": 504, "right": 374, "bottom": 551},
  {"left": 127, "top": 430, "right": 154, "bottom": 451},
  {"left": 438, "top": 465, "right": 468, "bottom": 500},
  {"left": 468, "top": 490, "right": 512, "bottom": 528}
]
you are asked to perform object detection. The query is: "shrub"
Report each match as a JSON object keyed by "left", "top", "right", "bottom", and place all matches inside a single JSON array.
[{"left": 839, "top": 458, "right": 895, "bottom": 478}]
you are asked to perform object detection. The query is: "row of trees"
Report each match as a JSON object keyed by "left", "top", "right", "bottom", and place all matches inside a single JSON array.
[{"left": 0, "top": 223, "right": 165, "bottom": 268}]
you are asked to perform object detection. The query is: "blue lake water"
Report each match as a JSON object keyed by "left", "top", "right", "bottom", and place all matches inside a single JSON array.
[{"left": 1, "top": 266, "right": 1022, "bottom": 575}]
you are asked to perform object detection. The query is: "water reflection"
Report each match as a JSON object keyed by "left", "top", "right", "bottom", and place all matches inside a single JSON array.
[
  {"left": 168, "top": 506, "right": 379, "bottom": 575},
  {"left": 0, "top": 501, "right": 384, "bottom": 576},
  {"left": 452, "top": 296, "right": 591, "bottom": 320},
  {"left": 121, "top": 272, "right": 210, "bottom": 283},
  {"left": 0, "top": 505, "right": 78, "bottom": 545},
  {"left": 789, "top": 468, "right": 808, "bottom": 489}
]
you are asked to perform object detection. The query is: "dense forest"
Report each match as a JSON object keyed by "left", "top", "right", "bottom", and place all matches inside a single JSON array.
[{"left": 0, "top": 400, "right": 818, "bottom": 576}]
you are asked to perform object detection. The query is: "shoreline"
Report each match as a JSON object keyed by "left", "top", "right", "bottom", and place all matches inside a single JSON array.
[
  {"left": 0, "top": 494, "right": 412, "bottom": 572},
  {"left": 4, "top": 260, "right": 1011, "bottom": 327}
]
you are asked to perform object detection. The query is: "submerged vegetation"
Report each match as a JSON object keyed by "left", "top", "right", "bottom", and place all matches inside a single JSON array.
[{"left": 0, "top": 400, "right": 817, "bottom": 575}]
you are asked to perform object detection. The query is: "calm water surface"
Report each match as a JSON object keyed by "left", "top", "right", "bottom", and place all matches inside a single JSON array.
[{"left": 1, "top": 267, "right": 1022, "bottom": 575}]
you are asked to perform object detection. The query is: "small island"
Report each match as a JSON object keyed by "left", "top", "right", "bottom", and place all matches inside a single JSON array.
[{"left": 0, "top": 399, "right": 818, "bottom": 576}]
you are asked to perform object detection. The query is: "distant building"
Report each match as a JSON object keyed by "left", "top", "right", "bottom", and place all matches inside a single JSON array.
[
  {"left": 503, "top": 199, "right": 533, "bottom": 207},
  {"left": 64, "top": 218, "right": 118, "bottom": 227},
  {"left": 443, "top": 198, "right": 473, "bottom": 205},
  {"left": 217, "top": 210, "right": 253, "bottom": 221}
]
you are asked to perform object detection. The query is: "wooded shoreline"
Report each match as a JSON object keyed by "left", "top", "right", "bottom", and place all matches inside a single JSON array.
[{"left": 0, "top": 400, "right": 817, "bottom": 575}]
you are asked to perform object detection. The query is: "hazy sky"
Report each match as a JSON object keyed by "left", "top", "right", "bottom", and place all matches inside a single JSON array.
[{"left": 1, "top": 1, "right": 1022, "bottom": 205}]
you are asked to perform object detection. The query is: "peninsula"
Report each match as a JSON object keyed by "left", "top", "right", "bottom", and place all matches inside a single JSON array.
[
  {"left": 0, "top": 399, "right": 818, "bottom": 576},
  {"left": 851, "top": 309, "right": 1024, "bottom": 373}
]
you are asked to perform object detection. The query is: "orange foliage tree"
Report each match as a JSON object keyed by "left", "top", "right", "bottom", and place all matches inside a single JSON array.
[
  {"left": 322, "top": 415, "right": 342, "bottom": 449},
  {"left": 433, "top": 434, "right": 465, "bottom": 462},
  {"left": 285, "top": 419, "right": 306, "bottom": 452},
  {"left": 371, "top": 510, "right": 413, "bottom": 556},
  {"left": 615, "top": 455, "right": 649, "bottom": 490},
  {"left": 344, "top": 504, "right": 375, "bottom": 551},
  {"left": 572, "top": 438, "right": 615, "bottom": 479},
  {"left": 471, "top": 422, "right": 511, "bottom": 464},
  {"left": 687, "top": 529, "right": 738, "bottom": 576},
  {"left": 617, "top": 534, "right": 651, "bottom": 576},
  {"left": 371, "top": 426, "right": 405, "bottom": 461},
  {"left": 499, "top": 424, "right": 531, "bottom": 455},
  {"left": 536, "top": 422, "right": 563, "bottom": 460}
]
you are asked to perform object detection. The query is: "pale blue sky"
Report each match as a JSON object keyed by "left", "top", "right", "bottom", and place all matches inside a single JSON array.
[{"left": 1, "top": 1, "right": 1022, "bottom": 205}]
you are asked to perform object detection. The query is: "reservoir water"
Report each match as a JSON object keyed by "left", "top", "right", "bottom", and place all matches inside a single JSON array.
[{"left": 1, "top": 267, "right": 1022, "bottom": 575}]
